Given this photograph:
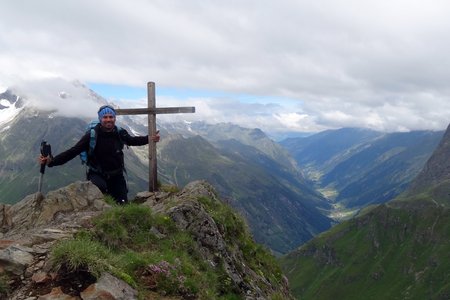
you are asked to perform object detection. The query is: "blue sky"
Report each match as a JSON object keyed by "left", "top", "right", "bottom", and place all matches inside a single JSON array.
[
  {"left": 87, "top": 82, "right": 298, "bottom": 106},
  {"left": 87, "top": 82, "right": 231, "bottom": 101}
]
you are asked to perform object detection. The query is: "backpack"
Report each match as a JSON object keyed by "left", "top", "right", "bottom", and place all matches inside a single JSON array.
[{"left": 79, "top": 121, "right": 125, "bottom": 168}]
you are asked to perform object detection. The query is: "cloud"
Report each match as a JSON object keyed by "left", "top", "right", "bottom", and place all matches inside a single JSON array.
[
  {"left": 1, "top": 0, "right": 450, "bottom": 133},
  {"left": 114, "top": 94, "right": 304, "bottom": 133},
  {"left": 10, "top": 78, "right": 104, "bottom": 119}
]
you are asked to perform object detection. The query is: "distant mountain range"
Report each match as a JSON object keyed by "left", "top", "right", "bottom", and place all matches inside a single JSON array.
[{"left": 280, "top": 128, "right": 443, "bottom": 210}]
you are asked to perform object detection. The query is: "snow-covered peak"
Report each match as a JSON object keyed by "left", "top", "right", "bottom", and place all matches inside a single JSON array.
[
  {"left": 9, "top": 77, "right": 107, "bottom": 119},
  {"left": 0, "top": 97, "right": 23, "bottom": 128}
]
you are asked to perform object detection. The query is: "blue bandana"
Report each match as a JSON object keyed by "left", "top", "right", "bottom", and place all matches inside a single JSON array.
[{"left": 98, "top": 106, "right": 116, "bottom": 121}]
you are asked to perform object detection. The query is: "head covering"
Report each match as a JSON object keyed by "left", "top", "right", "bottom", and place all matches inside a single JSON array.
[{"left": 98, "top": 105, "right": 116, "bottom": 121}]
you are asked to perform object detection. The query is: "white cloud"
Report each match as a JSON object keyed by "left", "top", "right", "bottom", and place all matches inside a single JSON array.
[
  {"left": 10, "top": 78, "right": 104, "bottom": 119},
  {"left": 1, "top": 0, "right": 450, "bottom": 133}
]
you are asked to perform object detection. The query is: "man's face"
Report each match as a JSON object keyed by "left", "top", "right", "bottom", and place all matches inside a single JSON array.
[{"left": 100, "top": 114, "right": 116, "bottom": 131}]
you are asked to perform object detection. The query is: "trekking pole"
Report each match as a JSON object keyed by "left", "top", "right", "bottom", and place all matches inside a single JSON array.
[{"left": 38, "top": 141, "right": 52, "bottom": 194}]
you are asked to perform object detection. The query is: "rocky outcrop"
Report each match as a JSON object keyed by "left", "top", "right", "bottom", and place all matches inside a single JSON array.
[
  {"left": 140, "top": 181, "right": 291, "bottom": 299},
  {"left": 0, "top": 181, "right": 114, "bottom": 300},
  {"left": 0, "top": 180, "right": 293, "bottom": 299}
]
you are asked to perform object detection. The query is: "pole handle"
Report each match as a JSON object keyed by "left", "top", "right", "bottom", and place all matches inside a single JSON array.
[{"left": 40, "top": 141, "right": 52, "bottom": 174}]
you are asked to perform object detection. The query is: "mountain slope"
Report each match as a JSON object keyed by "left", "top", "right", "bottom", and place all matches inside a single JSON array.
[
  {"left": 404, "top": 123, "right": 450, "bottom": 205},
  {"left": 280, "top": 201, "right": 449, "bottom": 300}
]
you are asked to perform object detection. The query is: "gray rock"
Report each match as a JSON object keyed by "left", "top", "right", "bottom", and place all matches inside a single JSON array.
[
  {"left": 37, "top": 286, "right": 79, "bottom": 300},
  {"left": 0, "top": 245, "right": 34, "bottom": 275},
  {"left": 10, "top": 181, "right": 106, "bottom": 230},
  {"left": 80, "top": 272, "right": 137, "bottom": 300}
]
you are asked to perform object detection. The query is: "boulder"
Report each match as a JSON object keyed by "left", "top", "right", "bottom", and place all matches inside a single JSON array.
[
  {"left": 37, "top": 287, "right": 79, "bottom": 300},
  {"left": 9, "top": 181, "right": 107, "bottom": 230},
  {"left": 0, "top": 244, "right": 34, "bottom": 275},
  {"left": 80, "top": 273, "right": 137, "bottom": 300}
]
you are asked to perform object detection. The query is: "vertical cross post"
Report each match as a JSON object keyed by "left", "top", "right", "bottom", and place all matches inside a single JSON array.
[
  {"left": 115, "top": 82, "right": 195, "bottom": 192},
  {"left": 147, "top": 82, "right": 157, "bottom": 192}
]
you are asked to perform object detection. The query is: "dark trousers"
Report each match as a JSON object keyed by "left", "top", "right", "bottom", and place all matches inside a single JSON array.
[{"left": 88, "top": 171, "right": 128, "bottom": 204}]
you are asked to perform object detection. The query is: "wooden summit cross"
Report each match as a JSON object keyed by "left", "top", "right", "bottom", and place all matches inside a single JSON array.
[{"left": 115, "top": 82, "right": 195, "bottom": 192}]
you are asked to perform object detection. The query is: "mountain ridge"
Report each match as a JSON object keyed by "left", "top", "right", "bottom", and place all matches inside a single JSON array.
[{"left": 405, "top": 123, "right": 450, "bottom": 198}]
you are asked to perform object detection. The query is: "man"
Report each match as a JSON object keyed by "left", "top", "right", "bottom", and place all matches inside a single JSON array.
[{"left": 39, "top": 105, "right": 160, "bottom": 204}]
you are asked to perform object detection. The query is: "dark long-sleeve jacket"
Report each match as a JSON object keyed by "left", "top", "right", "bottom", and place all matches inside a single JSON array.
[{"left": 48, "top": 125, "right": 148, "bottom": 173}]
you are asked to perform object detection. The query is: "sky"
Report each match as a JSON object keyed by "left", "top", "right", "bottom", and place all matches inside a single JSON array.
[{"left": 1, "top": 0, "right": 450, "bottom": 135}]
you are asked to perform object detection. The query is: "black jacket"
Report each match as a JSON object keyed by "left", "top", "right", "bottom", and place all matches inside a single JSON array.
[{"left": 48, "top": 125, "right": 148, "bottom": 173}]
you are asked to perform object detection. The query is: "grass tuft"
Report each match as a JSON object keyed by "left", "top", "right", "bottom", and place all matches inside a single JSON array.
[{"left": 50, "top": 236, "right": 113, "bottom": 278}]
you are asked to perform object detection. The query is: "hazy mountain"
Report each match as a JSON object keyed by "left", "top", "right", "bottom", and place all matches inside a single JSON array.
[
  {"left": 0, "top": 83, "right": 332, "bottom": 254},
  {"left": 280, "top": 128, "right": 443, "bottom": 209},
  {"left": 279, "top": 124, "right": 450, "bottom": 300},
  {"left": 162, "top": 121, "right": 302, "bottom": 176},
  {"left": 281, "top": 128, "right": 382, "bottom": 170}
]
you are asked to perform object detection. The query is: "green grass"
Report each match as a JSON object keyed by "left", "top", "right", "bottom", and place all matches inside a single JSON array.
[
  {"left": 159, "top": 184, "right": 180, "bottom": 193},
  {"left": 50, "top": 236, "right": 115, "bottom": 279}
]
